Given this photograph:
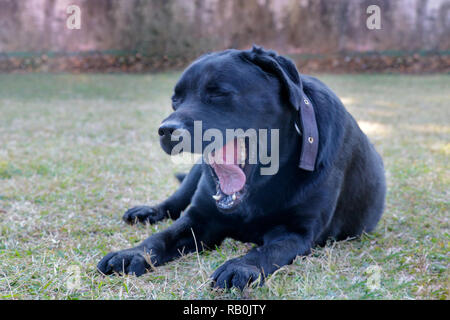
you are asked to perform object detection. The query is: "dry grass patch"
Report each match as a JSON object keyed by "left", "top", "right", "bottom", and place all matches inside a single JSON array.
[{"left": 0, "top": 73, "right": 448, "bottom": 299}]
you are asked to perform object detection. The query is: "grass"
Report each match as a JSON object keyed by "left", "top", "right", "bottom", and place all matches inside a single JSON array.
[{"left": 0, "top": 73, "right": 448, "bottom": 300}]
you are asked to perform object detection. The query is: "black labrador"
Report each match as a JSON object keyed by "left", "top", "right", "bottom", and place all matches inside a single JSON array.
[{"left": 97, "top": 46, "right": 386, "bottom": 290}]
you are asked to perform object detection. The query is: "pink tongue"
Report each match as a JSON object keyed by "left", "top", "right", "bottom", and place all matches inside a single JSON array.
[
  {"left": 211, "top": 162, "right": 246, "bottom": 195},
  {"left": 208, "top": 139, "right": 246, "bottom": 195}
]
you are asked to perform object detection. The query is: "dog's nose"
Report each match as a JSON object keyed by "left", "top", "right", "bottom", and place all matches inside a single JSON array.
[{"left": 158, "top": 121, "right": 183, "bottom": 137}]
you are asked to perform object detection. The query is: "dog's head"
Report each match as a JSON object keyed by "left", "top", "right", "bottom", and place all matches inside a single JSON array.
[{"left": 159, "top": 46, "right": 318, "bottom": 212}]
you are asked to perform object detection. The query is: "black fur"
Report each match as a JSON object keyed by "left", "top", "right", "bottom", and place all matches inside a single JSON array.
[{"left": 97, "top": 47, "right": 386, "bottom": 290}]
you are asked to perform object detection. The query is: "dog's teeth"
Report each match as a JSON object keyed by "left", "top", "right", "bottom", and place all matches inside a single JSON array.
[
  {"left": 212, "top": 194, "right": 222, "bottom": 201},
  {"left": 232, "top": 193, "right": 237, "bottom": 201}
]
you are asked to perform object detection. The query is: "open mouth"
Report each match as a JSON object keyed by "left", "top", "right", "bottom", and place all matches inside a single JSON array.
[{"left": 207, "top": 138, "right": 251, "bottom": 212}]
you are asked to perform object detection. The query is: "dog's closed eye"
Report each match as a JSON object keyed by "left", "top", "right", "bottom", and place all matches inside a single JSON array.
[
  {"left": 204, "top": 86, "right": 236, "bottom": 105},
  {"left": 206, "top": 86, "right": 230, "bottom": 97}
]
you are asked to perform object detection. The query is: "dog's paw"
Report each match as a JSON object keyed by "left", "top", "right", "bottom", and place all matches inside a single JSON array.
[
  {"left": 211, "top": 259, "right": 262, "bottom": 290},
  {"left": 97, "top": 247, "right": 152, "bottom": 276},
  {"left": 122, "top": 206, "right": 166, "bottom": 225}
]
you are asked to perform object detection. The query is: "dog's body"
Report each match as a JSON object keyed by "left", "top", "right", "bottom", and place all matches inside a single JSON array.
[{"left": 98, "top": 47, "right": 386, "bottom": 290}]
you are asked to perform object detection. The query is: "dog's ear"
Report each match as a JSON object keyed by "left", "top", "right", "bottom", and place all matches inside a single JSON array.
[
  {"left": 241, "top": 46, "right": 303, "bottom": 111},
  {"left": 240, "top": 46, "right": 319, "bottom": 171}
]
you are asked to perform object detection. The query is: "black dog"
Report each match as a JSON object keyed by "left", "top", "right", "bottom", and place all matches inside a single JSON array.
[{"left": 97, "top": 46, "right": 386, "bottom": 290}]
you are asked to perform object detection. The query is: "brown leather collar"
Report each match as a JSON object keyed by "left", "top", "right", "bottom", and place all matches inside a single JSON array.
[{"left": 297, "top": 92, "right": 319, "bottom": 171}]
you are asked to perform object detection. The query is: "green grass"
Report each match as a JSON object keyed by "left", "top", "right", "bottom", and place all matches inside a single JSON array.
[{"left": 0, "top": 73, "right": 448, "bottom": 300}]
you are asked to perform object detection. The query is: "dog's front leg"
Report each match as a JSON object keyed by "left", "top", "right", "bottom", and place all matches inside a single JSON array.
[
  {"left": 212, "top": 230, "right": 313, "bottom": 290},
  {"left": 97, "top": 212, "right": 224, "bottom": 276}
]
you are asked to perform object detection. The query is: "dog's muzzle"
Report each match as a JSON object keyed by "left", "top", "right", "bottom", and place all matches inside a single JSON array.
[{"left": 158, "top": 120, "right": 186, "bottom": 155}]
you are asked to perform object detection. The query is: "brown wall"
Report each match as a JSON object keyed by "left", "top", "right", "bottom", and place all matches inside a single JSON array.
[{"left": 1, "top": 0, "right": 449, "bottom": 56}]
